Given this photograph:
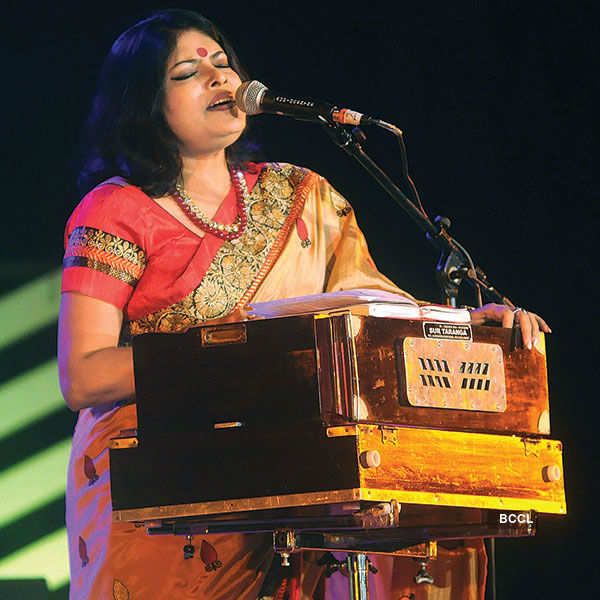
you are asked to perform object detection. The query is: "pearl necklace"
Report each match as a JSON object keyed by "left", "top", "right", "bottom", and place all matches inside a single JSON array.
[{"left": 173, "top": 167, "right": 250, "bottom": 241}]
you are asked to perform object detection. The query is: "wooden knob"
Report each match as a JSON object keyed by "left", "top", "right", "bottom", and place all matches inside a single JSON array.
[
  {"left": 542, "top": 464, "right": 561, "bottom": 482},
  {"left": 360, "top": 450, "right": 381, "bottom": 468}
]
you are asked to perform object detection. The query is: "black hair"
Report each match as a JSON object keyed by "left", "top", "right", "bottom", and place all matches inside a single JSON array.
[{"left": 77, "top": 9, "right": 257, "bottom": 197}]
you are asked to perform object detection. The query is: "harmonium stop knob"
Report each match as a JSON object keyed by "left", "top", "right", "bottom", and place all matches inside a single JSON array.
[
  {"left": 359, "top": 450, "right": 381, "bottom": 469},
  {"left": 542, "top": 464, "right": 561, "bottom": 482}
]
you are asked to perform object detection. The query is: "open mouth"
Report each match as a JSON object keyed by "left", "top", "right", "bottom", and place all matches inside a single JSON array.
[{"left": 207, "top": 97, "right": 236, "bottom": 111}]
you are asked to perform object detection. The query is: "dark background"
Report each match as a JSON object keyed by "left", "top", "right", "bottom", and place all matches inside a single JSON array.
[{"left": 3, "top": 0, "right": 597, "bottom": 597}]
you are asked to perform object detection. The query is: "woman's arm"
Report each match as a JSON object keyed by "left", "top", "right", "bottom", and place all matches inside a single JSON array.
[{"left": 58, "top": 292, "right": 135, "bottom": 411}]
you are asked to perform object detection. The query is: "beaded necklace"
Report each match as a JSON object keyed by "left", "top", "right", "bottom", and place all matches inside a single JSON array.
[{"left": 172, "top": 167, "right": 250, "bottom": 241}]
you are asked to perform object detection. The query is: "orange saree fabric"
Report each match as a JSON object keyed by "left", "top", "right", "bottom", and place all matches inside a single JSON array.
[{"left": 62, "top": 162, "right": 484, "bottom": 599}]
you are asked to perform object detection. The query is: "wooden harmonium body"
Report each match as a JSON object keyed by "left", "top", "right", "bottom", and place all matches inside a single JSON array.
[{"left": 109, "top": 310, "right": 566, "bottom": 538}]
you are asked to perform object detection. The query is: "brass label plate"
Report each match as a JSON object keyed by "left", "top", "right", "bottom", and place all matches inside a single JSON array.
[
  {"left": 403, "top": 337, "right": 506, "bottom": 412},
  {"left": 200, "top": 323, "right": 247, "bottom": 346},
  {"left": 108, "top": 437, "right": 138, "bottom": 449},
  {"left": 423, "top": 321, "right": 472, "bottom": 341}
]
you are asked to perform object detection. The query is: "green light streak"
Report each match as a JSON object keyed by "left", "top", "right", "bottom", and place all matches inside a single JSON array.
[
  {"left": 0, "top": 359, "right": 65, "bottom": 441},
  {"left": 0, "top": 438, "right": 70, "bottom": 528},
  {"left": 0, "top": 268, "right": 61, "bottom": 349},
  {"left": 0, "top": 269, "right": 69, "bottom": 592},
  {"left": 0, "top": 528, "right": 69, "bottom": 590}
]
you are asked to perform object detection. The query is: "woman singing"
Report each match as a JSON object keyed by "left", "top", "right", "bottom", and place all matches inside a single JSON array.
[{"left": 58, "top": 8, "right": 549, "bottom": 600}]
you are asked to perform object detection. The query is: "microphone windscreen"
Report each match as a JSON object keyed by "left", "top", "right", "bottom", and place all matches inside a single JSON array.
[{"left": 235, "top": 80, "right": 267, "bottom": 115}]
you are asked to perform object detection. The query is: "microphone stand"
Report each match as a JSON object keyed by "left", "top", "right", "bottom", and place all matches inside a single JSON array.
[
  {"left": 321, "top": 120, "right": 503, "bottom": 598},
  {"left": 320, "top": 120, "right": 515, "bottom": 310}
]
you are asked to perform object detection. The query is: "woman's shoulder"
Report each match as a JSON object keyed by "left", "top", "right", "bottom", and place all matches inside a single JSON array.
[
  {"left": 78, "top": 177, "right": 149, "bottom": 208},
  {"left": 71, "top": 178, "right": 151, "bottom": 220},
  {"left": 66, "top": 178, "right": 153, "bottom": 244}
]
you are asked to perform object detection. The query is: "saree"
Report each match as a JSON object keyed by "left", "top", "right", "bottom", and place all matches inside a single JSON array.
[{"left": 62, "top": 162, "right": 484, "bottom": 599}]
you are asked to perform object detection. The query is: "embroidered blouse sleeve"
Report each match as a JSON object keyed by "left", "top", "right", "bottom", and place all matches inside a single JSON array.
[
  {"left": 319, "top": 177, "right": 417, "bottom": 301},
  {"left": 61, "top": 184, "right": 148, "bottom": 310}
]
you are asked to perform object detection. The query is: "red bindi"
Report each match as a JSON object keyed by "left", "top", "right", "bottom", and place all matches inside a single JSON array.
[{"left": 196, "top": 47, "right": 208, "bottom": 57}]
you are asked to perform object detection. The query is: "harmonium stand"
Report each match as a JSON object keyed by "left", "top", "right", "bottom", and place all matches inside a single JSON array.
[{"left": 109, "top": 307, "right": 566, "bottom": 599}]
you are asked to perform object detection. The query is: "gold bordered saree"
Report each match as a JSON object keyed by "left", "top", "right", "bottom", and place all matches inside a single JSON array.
[{"left": 62, "top": 162, "right": 483, "bottom": 600}]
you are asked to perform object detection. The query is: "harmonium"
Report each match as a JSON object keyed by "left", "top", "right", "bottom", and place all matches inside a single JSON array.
[{"left": 109, "top": 298, "right": 566, "bottom": 569}]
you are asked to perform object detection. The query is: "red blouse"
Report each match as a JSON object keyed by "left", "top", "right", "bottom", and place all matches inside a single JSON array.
[{"left": 62, "top": 167, "right": 262, "bottom": 322}]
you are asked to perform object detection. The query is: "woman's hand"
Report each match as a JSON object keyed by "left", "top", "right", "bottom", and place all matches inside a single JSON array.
[{"left": 469, "top": 303, "right": 551, "bottom": 349}]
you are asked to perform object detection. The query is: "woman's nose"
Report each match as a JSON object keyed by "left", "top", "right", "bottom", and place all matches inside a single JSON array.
[{"left": 208, "top": 67, "right": 228, "bottom": 87}]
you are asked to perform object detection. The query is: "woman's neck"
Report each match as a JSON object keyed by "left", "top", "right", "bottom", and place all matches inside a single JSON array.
[{"left": 180, "top": 151, "right": 231, "bottom": 197}]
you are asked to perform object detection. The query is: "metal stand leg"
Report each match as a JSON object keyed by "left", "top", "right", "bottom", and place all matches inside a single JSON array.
[{"left": 346, "top": 553, "right": 370, "bottom": 600}]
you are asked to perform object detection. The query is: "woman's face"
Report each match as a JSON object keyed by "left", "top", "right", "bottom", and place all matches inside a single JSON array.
[{"left": 163, "top": 29, "right": 246, "bottom": 158}]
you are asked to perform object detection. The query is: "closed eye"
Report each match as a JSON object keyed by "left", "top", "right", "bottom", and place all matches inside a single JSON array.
[{"left": 171, "top": 71, "right": 197, "bottom": 81}]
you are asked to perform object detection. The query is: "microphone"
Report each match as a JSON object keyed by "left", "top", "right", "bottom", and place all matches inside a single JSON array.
[{"left": 235, "top": 80, "right": 377, "bottom": 126}]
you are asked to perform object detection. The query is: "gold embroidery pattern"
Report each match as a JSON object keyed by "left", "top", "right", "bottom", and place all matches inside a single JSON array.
[
  {"left": 129, "top": 164, "right": 314, "bottom": 335},
  {"left": 113, "top": 579, "right": 130, "bottom": 600},
  {"left": 236, "top": 166, "right": 317, "bottom": 308},
  {"left": 64, "top": 227, "right": 146, "bottom": 286}
]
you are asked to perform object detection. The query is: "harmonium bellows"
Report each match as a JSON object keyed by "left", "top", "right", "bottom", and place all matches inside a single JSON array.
[{"left": 109, "top": 309, "right": 566, "bottom": 526}]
